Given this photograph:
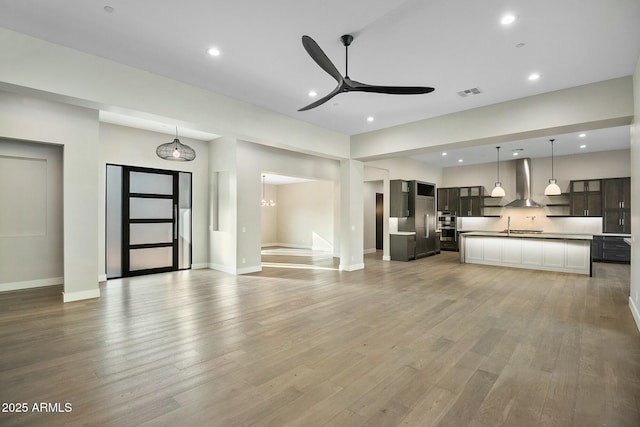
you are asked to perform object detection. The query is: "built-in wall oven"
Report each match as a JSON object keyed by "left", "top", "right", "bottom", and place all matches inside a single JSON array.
[{"left": 437, "top": 211, "right": 458, "bottom": 251}]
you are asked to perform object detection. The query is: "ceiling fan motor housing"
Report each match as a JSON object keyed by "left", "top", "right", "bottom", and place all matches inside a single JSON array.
[{"left": 340, "top": 34, "right": 354, "bottom": 46}]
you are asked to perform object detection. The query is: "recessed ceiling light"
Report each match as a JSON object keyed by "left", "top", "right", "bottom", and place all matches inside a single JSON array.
[
  {"left": 501, "top": 14, "right": 516, "bottom": 25},
  {"left": 515, "top": 42, "right": 526, "bottom": 48},
  {"left": 513, "top": 152, "right": 519, "bottom": 156},
  {"left": 458, "top": 159, "right": 463, "bottom": 163},
  {"left": 442, "top": 152, "right": 447, "bottom": 156},
  {"left": 579, "top": 133, "right": 586, "bottom": 138},
  {"left": 308, "top": 90, "right": 317, "bottom": 98},
  {"left": 207, "top": 47, "right": 221, "bottom": 57},
  {"left": 104, "top": 5, "right": 114, "bottom": 13},
  {"left": 580, "top": 144, "right": 587, "bottom": 149},
  {"left": 528, "top": 72, "right": 540, "bottom": 81},
  {"left": 366, "top": 116, "right": 374, "bottom": 122}
]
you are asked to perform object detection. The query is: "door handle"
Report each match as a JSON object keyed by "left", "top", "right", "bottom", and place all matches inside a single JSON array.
[
  {"left": 425, "top": 214, "right": 429, "bottom": 238},
  {"left": 174, "top": 204, "right": 178, "bottom": 239}
]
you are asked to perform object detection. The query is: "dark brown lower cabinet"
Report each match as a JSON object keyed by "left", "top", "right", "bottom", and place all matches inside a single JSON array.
[{"left": 592, "top": 235, "right": 630, "bottom": 263}]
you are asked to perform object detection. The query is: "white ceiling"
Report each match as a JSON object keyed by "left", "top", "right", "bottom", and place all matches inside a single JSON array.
[
  {"left": 1, "top": 1, "right": 639, "bottom": 166},
  {"left": 412, "top": 125, "right": 631, "bottom": 167}
]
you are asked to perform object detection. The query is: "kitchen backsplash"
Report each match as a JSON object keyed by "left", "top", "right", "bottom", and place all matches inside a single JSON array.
[{"left": 457, "top": 208, "right": 603, "bottom": 234}]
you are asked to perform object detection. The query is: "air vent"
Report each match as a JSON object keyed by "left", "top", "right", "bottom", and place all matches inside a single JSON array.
[{"left": 457, "top": 87, "right": 482, "bottom": 97}]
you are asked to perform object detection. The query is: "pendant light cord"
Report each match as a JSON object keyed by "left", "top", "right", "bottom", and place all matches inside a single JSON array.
[
  {"left": 496, "top": 146, "right": 500, "bottom": 182},
  {"left": 550, "top": 139, "right": 555, "bottom": 179}
]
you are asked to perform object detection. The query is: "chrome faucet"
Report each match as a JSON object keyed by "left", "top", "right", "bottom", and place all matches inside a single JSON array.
[{"left": 507, "top": 216, "right": 511, "bottom": 236}]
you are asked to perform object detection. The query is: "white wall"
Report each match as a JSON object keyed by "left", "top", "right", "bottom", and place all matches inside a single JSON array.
[
  {"left": 275, "top": 181, "right": 334, "bottom": 251},
  {"left": 98, "top": 123, "right": 211, "bottom": 274},
  {"left": 0, "top": 90, "right": 100, "bottom": 302},
  {"left": 339, "top": 160, "right": 365, "bottom": 271},
  {"left": 210, "top": 140, "right": 341, "bottom": 274},
  {"left": 208, "top": 136, "right": 238, "bottom": 274},
  {"left": 366, "top": 157, "right": 443, "bottom": 186},
  {"left": 630, "top": 57, "right": 640, "bottom": 331},
  {"left": 0, "top": 139, "right": 63, "bottom": 291}
]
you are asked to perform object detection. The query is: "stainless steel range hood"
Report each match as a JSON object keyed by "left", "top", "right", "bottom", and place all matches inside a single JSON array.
[{"left": 505, "top": 158, "right": 543, "bottom": 208}]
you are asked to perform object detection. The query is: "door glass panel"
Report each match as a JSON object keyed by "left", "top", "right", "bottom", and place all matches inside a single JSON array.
[
  {"left": 130, "top": 171, "right": 173, "bottom": 195},
  {"left": 129, "top": 247, "right": 173, "bottom": 270},
  {"left": 130, "top": 223, "right": 173, "bottom": 245},
  {"left": 106, "top": 165, "right": 122, "bottom": 278},
  {"left": 130, "top": 198, "right": 173, "bottom": 219},
  {"left": 178, "top": 172, "right": 192, "bottom": 269}
]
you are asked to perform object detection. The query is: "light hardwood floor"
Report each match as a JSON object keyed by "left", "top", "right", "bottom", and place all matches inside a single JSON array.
[{"left": 1, "top": 252, "right": 639, "bottom": 426}]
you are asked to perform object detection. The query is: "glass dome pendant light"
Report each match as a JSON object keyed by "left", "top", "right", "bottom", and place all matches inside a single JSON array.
[
  {"left": 156, "top": 126, "right": 196, "bottom": 161},
  {"left": 544, "top": 138, "right": 562, "bottom": 195},
  {"left": 491, "top": 146, "right": 506, "bottom": 197}
]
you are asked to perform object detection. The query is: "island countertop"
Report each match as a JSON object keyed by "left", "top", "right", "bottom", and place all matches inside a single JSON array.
[{"left": 460, "top": 231, "right": 593, "bottom": 240}]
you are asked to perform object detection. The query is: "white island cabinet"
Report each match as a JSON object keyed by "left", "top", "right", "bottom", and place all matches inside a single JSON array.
[{"left": 460, "top": 232, "right": 593, "bottom": 276}]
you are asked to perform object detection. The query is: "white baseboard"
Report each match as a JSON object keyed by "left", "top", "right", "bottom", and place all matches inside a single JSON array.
[
  {"left": 63, "top": 288, "right": 100, "bottom": 303},
  {"left": 237, "top": 265, "right": 262, "bottom": 275},
  {"left": 0, "top": 277, "right": 63, "bottom": 292},
  {"left": 98, "top": 274, "right": 107, "bottom": 282},
  {"left": 276, "top": 243, "right": 312, "bottom": 250},
  {"left": 191, "top": 263, "right": 208, "bottom": 270},
  {"left": 208, "top": 263, "right": 236, "bottom": 274},
  {"left": 630, "top": 297, "right": 640, "bottom": 333},
  {"left": 382, "top": 255, "right": 391, "bottom": 261},
  {"left": 363, "top": 248, "right": 378, "bottom": 254},
  {"left": 339, "top": 263, "right": 365, "bottom": 272},
  {"left": 207, "top": 263, "right": 261, "bottom": 275}
]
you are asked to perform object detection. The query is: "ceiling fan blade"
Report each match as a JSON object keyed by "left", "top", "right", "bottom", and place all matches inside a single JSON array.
[
  {"left": 349, "top": 80, "right": 435, "bottom": 95},
  {"left": 298, "top": 84, "right": 344, "bottom": 111},
  {"left": 301, "top": 35, "right": 343, "bottom": 83}
]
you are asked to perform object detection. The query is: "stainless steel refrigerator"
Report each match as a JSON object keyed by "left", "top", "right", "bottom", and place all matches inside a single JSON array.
[{"left": 398, "top": 181, "right": 438, "bottom": 258}]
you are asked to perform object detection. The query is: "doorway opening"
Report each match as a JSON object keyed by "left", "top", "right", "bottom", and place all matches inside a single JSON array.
[
  {"left": 376, "top": 192, "right": 383, "bottom": 250},
  {"left": 259, "top": 173, "right": 337, "bottom": 271},
  {"left": 106, "top": 164, "right": 192, "bottom": 279}
]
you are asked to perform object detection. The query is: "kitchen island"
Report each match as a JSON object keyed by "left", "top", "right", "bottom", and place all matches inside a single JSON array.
[{"left": 459, "top": 231, "right": 593, "bottom": 276}]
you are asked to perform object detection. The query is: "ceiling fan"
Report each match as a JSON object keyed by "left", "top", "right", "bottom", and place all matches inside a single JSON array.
[{"left": 298, "top": 34, "right": 434, "bottom": 111}]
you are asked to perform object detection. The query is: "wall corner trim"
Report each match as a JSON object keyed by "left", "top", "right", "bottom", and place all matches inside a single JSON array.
[
  {"left": 339, "top": 263, "right": 365, "bottom": 272},
  {"left": 629, "top": 297, "right": 640, "bottom": 333},
  {"left": 63, "top": 288, "right": 100, "bottom": 303}
]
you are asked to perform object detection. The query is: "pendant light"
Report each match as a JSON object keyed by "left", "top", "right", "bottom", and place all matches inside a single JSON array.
[
  {"left": 490, "top": 146, "right": 506, "bottom": 197},
  {"left": 261, "top": 175, "right": 275, "bottom": 207},
  {"left": 156, "top": 127, "right": 196, "bottom": 161},
  {"left": 544, "top": 138, "right": 561, "bottom": 195}
]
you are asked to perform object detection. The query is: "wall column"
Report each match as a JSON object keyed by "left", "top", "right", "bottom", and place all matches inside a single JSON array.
[{"left": 339, "top": 159, "right": 364, "bottom": 271}]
